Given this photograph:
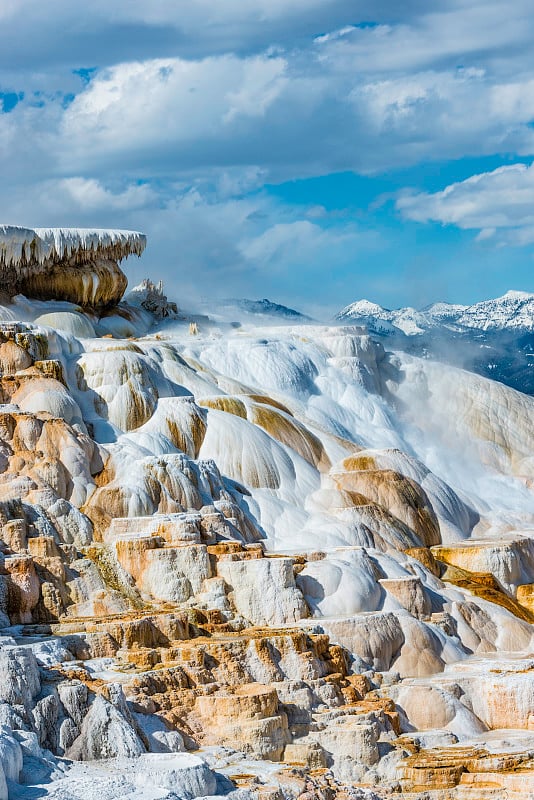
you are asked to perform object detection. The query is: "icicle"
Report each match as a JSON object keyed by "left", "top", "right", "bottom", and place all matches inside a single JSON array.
[{"left": 0, "top": 225, "right": 146, "bottom": 268}]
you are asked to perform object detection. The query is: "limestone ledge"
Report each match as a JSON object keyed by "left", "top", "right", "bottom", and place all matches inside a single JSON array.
[{"left": 0, "top": 226, "right": 146, "bottom": 308}]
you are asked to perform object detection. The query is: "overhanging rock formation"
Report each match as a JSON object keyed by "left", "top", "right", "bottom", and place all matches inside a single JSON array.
[{"left": 0, "top": 225, "right": 146, "bottom": 308}]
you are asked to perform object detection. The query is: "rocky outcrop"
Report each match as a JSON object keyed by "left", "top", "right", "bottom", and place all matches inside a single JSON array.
[
  {"left": 20, "top": 257, "right": 129, "bottom": 308},
  {"left": 433, "top": 537, "right": 534, "bottom": 596},
  {"left": 0, "top": 226, "right": 145, "bottom": 308},
  {"left": 67, "top": 691, "right": 145, "bottom": 760},
  {"left": 216, "top": 555, "right": 309, "bottom": 626},
  {"left": 125, "top": 279, "right": 178, "bottom": 319}
]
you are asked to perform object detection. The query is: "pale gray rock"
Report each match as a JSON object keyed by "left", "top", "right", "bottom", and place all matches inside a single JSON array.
[
  {"left": 0, "top": 577, "right": 9, "bottom": 628},
  {"left": 30, "top": 638, "right": 75, "bottom": 667},
  {"left": 142, "top": 544, "right": 212, "bottom": 602},
  {"left": 217, "top": 557, "right": 308, "bottom": 626},
  {"left": 67, "top": 694, "right": 145, "bottom": 760},
  {"left": 32, "top": 691, "right": 60, "bottom": 748},
  {"left": 0, "top": 647, "right": 40, "bottom": 706},
  {"left": 57, "top": 680, "right": 88, "bottom": 727},
  {"left": 379, "top": 576, "right": 432, "bottom": 618},
  {"left": 196, "top": 576, "right": 232, "bottom": 614},
  {"left": 13, "top": 729, "right": 43, "bottom": 759},
  {"left": 133, "top": 753, "right": 217, "bottom": 798},
  {"left": 317, "top": 612, "right": 405, "bottom": 671},
  {"left": 133, "top": 712, "right": 185, "bottom": 753},
  {"left": 105, "top": 682, "right": 137, "bottom": 729},
  {"left": 313, "top": 718, "right": 381, "bottom": 782},
  {"left": 47, "top": 498, "right": 94, "bottom": 546},
  {"left": 0, "top": 702, "right": 25, "bottom": 731},
  {"left": 58, "top": 717, "right": 79, "bottom": 754},
  {"left": 387, "top": 683, "right": 487, "bottom": 737},
  {"left": 0, "top": 726, "right": 23, "bottom": 781}
]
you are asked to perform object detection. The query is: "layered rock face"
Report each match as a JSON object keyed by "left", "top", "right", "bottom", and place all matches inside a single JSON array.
[
  {"left": 20, "top": 255, "right": 129, "bottom": 307},
  {"left": 0, "top": 236, "right": 533, "bottom": 797},
  {"left": 0, "top": 226, "right": 145, "bottom": 308}
]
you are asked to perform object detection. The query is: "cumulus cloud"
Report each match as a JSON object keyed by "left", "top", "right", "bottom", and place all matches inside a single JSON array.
[
  {"left": 60, "top": 54, "right": 289, "bottom": 172},
  {"left": 240, "top": 219, "right": 363, "bottom": 273},
  {"left": 316, "top": 2, "right": 534, "bottom": 75},
  {"left": 3, "top": 0, "right": 534, "bottom": 183},
  {"left": 48, "top": 178, "right": 157, "bottom": 213},
  {"left": 2, "top": 0, "right": 534, "bottom": 187},
  {"left": 28, "top": 24, "right": 534, "bottom": 185},
  {"left": 1, "top": 0, "right": 534, "bottom": 305},
  {"left": 11, "top": 45, "right": 531, "bottom": 184},
  {"left": 397, "top": 162, "right": 534, "bottom": 244},
  {"left": 0, "top": 177, "right": 157, "bottom": 228}
]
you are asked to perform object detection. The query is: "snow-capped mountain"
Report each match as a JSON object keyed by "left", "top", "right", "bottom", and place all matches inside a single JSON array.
[
  {"left": 337, "top": 290, "right": 534, "bottom": 334},
  {"left": 456, "top": 290, "right": 534, "bottom": 331},
  {"left": 337, "top": 291, "right": 534, "bottom": 395},
  {"left": 421, "top": 300, "right": 469, "bottom": 322},
  {"left": 337, "top": 299, "right": 430, "bottom": 335}
]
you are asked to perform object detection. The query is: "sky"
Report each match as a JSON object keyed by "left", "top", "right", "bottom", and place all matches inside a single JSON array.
[{"left": 1, "top": 1, "right": 534, "bottom": 316}]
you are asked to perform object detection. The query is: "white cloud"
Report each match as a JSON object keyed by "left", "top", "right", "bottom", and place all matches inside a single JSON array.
[
  {"left": 397, "top": 162, "right": 534, "bottom": 244},
  {"left": 241, "top": 219, "right": 333, "bottom": 265},
  {"left": 57, "top": 178, "right": 156, "bottom": 211},
  {"left": 40, "top": 46, "right": 534, "bottom": 180},
  {"left": 1, "top": 0, "right": 534, "bottom": 305},
  {"left": 0, "top": 5, "right": 520, "bottom": 183},
  {"left": 0, "top": 177, "right": 157, "bottom": 228},
  {"left": 239, "top": 216, "right": 370, "bottom": 274},
  {"left": 3, "top": 1, "right": 534, "bottom": 186},
  {"left": 0, "top": 0, "right": 379, "bottom": 70},
  {"left": 314, "top": 2, "right": 534, "bottom": 75},
  {"left": 223, "top": 58, "right": 288, "bottom": 122},
  {"left": 59, "top": 55, "right": 288, "bottom": 171}
]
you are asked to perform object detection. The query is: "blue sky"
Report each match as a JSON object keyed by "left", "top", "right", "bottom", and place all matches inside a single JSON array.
[{"left": 1, "top": 1, "right": 534, "bottom": 316}]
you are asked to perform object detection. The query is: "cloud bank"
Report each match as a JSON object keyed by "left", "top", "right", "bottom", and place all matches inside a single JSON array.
[
  {"left": 398, "top": 163, "right": 534, "bottom": 245},
  {"left": 1, "top": 0, "right": 534, "bottom": 309}
]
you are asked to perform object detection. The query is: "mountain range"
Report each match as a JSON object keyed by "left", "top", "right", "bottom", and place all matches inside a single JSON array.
[
  {"left": 337, "top": 289, "right": 534, "bottom": 334},
  {"left": 337, "top": 290, "right": 534, "bottom": 395}
]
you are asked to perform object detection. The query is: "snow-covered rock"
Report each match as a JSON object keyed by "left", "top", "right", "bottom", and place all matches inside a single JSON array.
[{"left": 458, "top": 289, "right": 534, "bottom": 331}]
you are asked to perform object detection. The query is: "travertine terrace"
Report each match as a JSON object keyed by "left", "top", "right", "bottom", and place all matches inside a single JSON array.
[
  {"left": 0, "top": 226, "right": 146, "bottom": 307},
  {"left": 0, "top": 228, "right": 533, "bottom": 798}
]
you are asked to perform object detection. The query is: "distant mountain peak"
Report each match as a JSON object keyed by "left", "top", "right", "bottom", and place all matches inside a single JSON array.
[
  {"left": 502, "top": 289, "right": 533, "bottom": 300},
  {"left": 337, "top": 291, "right": 534, "bottom": 334},
  {"left": 221, "top": 297, "right": 311, "bottom": 320},
  {"left": 339, "top": 298, "right": 389, "bottom": 314}
]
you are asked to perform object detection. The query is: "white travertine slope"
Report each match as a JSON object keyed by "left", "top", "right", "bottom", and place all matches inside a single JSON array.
[{"left": 0, "top": 246, "right": 533, "bottom": 796}]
